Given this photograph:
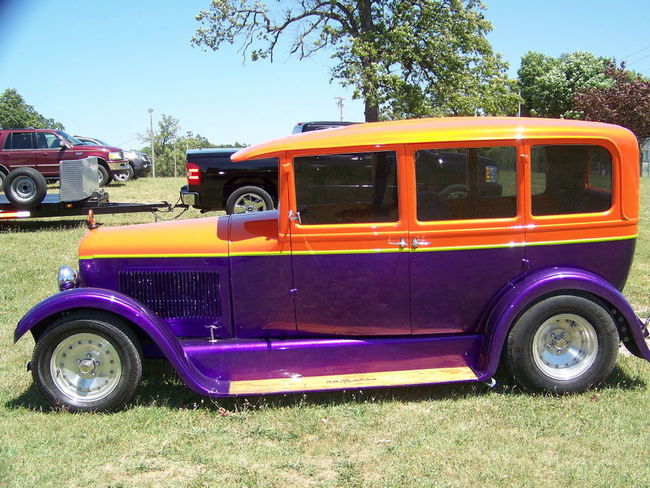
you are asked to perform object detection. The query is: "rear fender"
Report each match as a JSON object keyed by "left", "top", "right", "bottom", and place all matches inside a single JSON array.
[
  {"left": 479, "top": 267, "right": 650, "bottom": 378},
  {"left": 14, "top": 288, "right": 210, "bottom": 394}
]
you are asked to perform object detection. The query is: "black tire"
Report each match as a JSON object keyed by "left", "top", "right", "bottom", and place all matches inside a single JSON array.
[
  {"left": 3, "top": 167, "right": 47, "bottom": 209},
  {"left": 226, "top": 185, "right": 274, "bottom": 214},
  {"left": 113, "top": 164, "right": 134, "bottom": 183},
  {"left": 0, "top": 169, "right": 6, "bottom": 191},
  {"left": 505, "top": 295, "right": 619, "bottom": 394},
  {"left": 439, "top": 184, "right": 469, "bottom": 200},
  {"left": 32, "top": 311, "right": 142, "bottom": 412},
  {"left": 97, "top": 164, "right": 111, "bottom": 186}
]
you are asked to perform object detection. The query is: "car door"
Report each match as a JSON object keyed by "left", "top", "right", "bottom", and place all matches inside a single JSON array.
[
  {"left": 407, "top": 142, "right": 526, "bottom": 334},
  {"left": 35, "top": 132, "right": 67, "bottom": 177},
  {"left": 289, "top": 147, "right": 411, "bottom": 336}
]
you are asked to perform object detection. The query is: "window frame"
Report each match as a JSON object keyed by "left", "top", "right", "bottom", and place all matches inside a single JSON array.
[
  {"left": 286, "top": 144, "right": 409, "bottom": 236},
  {"left": 524, "top": 139, "right": 620, "bottom": 225},
  {"left": 406, "top": 139, "right": 525, "bottom": 232}
]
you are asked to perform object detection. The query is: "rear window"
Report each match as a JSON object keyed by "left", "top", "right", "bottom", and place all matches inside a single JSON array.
[
  {"left": 5, "top": 132, "right": 34, "bottom": 150},
  {"left": 531, "top": 145, "right": 612, "bottom": 216}
]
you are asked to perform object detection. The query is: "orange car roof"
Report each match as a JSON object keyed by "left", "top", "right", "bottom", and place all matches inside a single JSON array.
[{"left": 232, "top": 117, "right": 636, "bottom": 161}]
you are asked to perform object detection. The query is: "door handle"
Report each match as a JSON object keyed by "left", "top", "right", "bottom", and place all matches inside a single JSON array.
[
  {"left": 388, "top": 238, "right": 407, "bottom": 248},
  {"left": 411, "top": 238, "right": 430, "bottom": 249}
]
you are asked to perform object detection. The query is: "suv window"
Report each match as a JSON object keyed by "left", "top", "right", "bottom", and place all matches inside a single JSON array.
[
  {"left": 531, "top": 145, "right": 612, "bottom": 216},
  {"left": 5, "top": 132, "right": 34, "bottom": 150},
  {"left": 294, "top": 151, "right": 398, "bottom": 225},
  {"left": 415, "top": 146, "right": 517, "bottom": 221}
]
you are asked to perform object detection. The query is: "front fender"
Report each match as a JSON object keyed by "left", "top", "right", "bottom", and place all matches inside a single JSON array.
[
  {"left": 14, "top": 288, "right": 213, "bottom": 395},
  {"left": 478, "top": 267, "right": 650, "bottom": 379}
]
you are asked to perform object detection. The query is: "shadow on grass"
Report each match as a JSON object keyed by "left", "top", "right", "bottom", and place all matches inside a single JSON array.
[
  {"left": 0, "top": 219, "right": 87, "bottom": 232},
  {"left": 5, "top": 360, "right": 646, "bottom": 414}
]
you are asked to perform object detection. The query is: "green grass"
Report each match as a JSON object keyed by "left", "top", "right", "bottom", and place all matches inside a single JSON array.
[{"left": 1, "top": 177, "right": 649, "bottom": 488}]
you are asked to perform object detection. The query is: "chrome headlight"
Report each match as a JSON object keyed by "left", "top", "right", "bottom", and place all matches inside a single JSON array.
[
  {"left": 108, "top": 151, "right": 123, "bottom": 160},
  {"left": 58, "top": 266, "right": 80, "bottom": 291}
]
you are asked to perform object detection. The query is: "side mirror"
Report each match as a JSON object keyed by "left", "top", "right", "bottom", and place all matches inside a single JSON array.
[{"left": 59, "top": 139, "right": 70, "bottom": 149}]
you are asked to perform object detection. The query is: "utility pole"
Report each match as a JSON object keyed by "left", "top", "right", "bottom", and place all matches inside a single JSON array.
[
  {"left": 148, "top": 108, "right": 155, "bottom": 177},
  {"left": 335, "top": 97, "right": 345, "bottom": 121}
]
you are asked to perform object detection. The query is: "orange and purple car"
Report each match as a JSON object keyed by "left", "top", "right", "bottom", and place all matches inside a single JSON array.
[{"left": 14, "top": 117, "right": 650, "bottom": 411}]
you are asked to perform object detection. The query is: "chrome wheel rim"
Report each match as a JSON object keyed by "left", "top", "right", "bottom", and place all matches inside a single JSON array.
[
  {"left": 233, "top": 193, "right": 267, "bottom": 213},
  {"left": 97, "top": 170, "right": 104, "bottom": 184},
  {"left": 50, "top": 332, "right": 122, "bottom": 402},
  {"left": 532, "top": 313, "right": 598, "bottom": 380},
  {"left": 113, "top": 172, "right": 128, "bottom": 182},
  {"left": 12, "top": 176, "right": 36, "bottom": 201}
]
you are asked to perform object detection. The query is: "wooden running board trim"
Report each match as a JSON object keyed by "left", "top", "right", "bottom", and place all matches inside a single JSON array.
[{"left": 228, "top": 366, "right": 477, "bottom": 395}]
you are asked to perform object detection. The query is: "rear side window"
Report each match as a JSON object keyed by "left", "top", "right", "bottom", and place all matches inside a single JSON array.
[
  {"left": 531, "top": 145, "right": 612, "bottom": 216},
  {"left": 5, "top": 132, "right": 34, "bottom": 150},
  {"left": 415, "top": 145, "right": 517, "bottom": 221},
  {"left": 294, "top": 151, "right": 398, "bottom": 225}
]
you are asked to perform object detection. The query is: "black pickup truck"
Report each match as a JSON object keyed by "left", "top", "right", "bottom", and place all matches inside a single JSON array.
[
  {"left": 180, "top": 148, "right": 278, "bottom": 214},
  {"left": 180, "top": 122, "right": 359, "bottom": 214}
]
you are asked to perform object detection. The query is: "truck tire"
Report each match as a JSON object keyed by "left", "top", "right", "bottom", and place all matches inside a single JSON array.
[
  {"left": 113, "top": 164, "right": 134, "bottom": 183},
  {"left": 226, "top": 186, "right": 274, "bottom": 214},
  {"left": 3, "top": 167, "right": 47, "bottom": 209}
]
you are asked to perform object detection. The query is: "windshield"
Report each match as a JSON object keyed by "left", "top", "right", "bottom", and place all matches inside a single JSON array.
[{"left": 56, "top": 131, "right": 84, "bottom": 146}]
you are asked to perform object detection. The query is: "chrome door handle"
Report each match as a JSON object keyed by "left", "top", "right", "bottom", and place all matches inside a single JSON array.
[
  {"left": 411, "top": 238, "right": 430, "bottom": 249},
  {"left": 388, "top": 238, "right": 407, "bottom": 248},
  {"left": 288, "top": 210, "right": 301, "bottom": 224}
]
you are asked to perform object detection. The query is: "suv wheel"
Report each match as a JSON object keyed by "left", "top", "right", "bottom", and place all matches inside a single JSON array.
[
  {"left": 98, "top": 164, "right": 112, "bottom": 186},
  {"left": 226, "top": 186, "right": 274, "bottom": 214},
  {"left": 3, "top": 167, "right": 48, "bottom": 209}
]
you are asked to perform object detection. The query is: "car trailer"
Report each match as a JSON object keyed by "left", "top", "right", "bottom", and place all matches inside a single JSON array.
[
  {"left": 0, "top": 157, "right": 178, "bottom": 220},
  {"left": 0, "top": 193, "right": 174, "bottom": 220}
]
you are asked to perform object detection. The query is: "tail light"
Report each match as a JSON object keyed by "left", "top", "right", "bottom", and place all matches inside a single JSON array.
[{"left": 186, "top": 162, "right": 201, "bottom": 185}]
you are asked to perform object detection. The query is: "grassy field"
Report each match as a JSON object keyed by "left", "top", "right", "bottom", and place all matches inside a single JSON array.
[{"left": 1, "top": 177, "right": 649, "bottom": 488}]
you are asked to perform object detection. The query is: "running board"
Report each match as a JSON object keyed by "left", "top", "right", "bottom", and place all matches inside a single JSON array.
[
  {"left": 228, "top": 366, "right": 477, "bottom": 395},
  {"left": 179, "top": 334, "right": 482, "bottom": 397}
]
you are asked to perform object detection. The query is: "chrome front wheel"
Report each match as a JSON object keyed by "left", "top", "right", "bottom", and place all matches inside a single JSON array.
[
  {"left": 32, "top": 312, "right": 142, "bottom": 411},
  {"left": 50, "top": 332, "right": 123, "bottom": 403}
]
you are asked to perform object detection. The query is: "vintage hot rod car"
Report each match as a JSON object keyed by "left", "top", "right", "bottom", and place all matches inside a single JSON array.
[{"left": 14, "top": 117, "right": 650, "bottom": 411}]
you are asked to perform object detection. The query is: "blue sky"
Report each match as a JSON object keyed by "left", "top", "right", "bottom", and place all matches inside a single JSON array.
[{"left": 1, "top": 0, "right": 649, "bottom": 150}]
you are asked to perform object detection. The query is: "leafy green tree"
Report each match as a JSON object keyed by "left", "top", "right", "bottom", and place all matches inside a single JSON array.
[
  {"left": 193, "top": 0, "right": 519, "bottom": 121},
  {"left": 0, "top": 88, "right": 64, "bottom": 129},
  {"left": 140, "top": 115, "right": 247, "bottom": 176},
  {"left": 518, "top": 51, "right": 612, "bottom": 118}
]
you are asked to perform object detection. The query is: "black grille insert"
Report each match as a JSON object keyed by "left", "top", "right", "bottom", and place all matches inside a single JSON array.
[{"left": 120, "top": 270, "right": 220, "bottom": 319}]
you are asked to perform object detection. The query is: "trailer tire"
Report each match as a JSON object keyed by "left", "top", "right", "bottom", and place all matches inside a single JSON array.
[{"left": 3, "top": 167, "right": 47, "bottom": 209}]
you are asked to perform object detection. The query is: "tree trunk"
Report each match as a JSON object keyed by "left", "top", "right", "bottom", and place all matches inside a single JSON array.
[
  {"left": 358, "top": 0, "right": 379, "bottom": 122},
  {"left": 364, "top": 100, "right": 379, "bottom": 122}
]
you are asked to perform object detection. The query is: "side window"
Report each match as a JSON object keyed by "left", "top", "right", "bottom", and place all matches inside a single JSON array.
[
  {"left": 294, "top": 151, "right": 398, "bottom": 225},
  {"left": 531, "top": 145, "right": 612, "bottom": 216},
  {"left": 36, "top": 132, "right": 60, "bottom": 149},
  {"left": 415, "top": 146, "right": 517, "bottom": 221},
  {"left": 7, "top": 132, "right": 34, "bottom": 150}
]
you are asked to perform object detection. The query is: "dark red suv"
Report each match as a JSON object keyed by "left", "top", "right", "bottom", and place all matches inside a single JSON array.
[{"left": 0, "top": 129, "right": 129, "bottom": 189}]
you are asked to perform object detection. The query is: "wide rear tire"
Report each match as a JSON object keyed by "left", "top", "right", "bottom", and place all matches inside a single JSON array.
[{"left": 505, "top": 295, "right": 619, "bottom": 394}]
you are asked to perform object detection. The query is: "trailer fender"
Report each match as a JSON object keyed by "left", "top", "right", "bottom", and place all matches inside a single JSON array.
[
  {"left": 14, "top": 288, "right": 209, "bottom": 392},
  {"left": 478, "top": 267, "right": 650, "bottom": 378}
]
